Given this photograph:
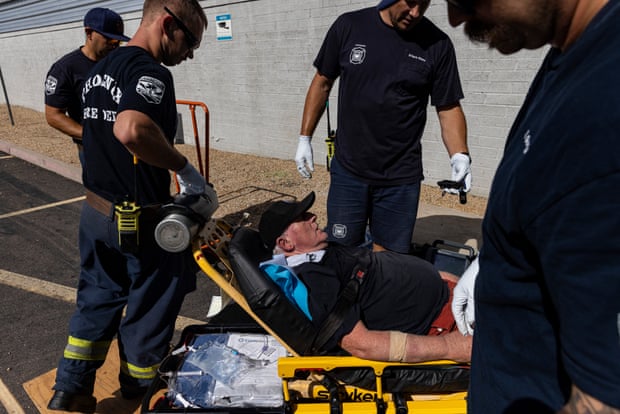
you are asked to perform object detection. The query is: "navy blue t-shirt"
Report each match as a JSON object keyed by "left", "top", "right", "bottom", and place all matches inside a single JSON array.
[
  {"left": 314, "top": 8, "right": 463, "bottom": 185},
  {"left": 45, "top": 47, "right": 96, "bottom": 124},
  {"left": 471, "top": 1, "right": 620, "bottom": 412},
  {"left": 294, "top": 245, "right": 447, "bottom": 351},
  {"left": 81, "top": 46, "right": 178, "bottom": 205}
]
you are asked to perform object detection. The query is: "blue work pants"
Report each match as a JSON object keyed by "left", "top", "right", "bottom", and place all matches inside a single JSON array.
[{"left": 53, "top": 202, "right": 196, "bottom": 394}]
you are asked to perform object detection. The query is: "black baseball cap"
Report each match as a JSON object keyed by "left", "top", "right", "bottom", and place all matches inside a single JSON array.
[
  {"left": 84, "top": 7, "right": 130, "bottom": 41},
  {"left": 259, "top": 192, "right": 315, "bottom": 250}
]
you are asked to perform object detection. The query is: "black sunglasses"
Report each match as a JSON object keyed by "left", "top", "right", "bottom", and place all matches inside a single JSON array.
[
  {"left": 445, "top": 0, "right": 475, "bottom": 14},
  {"left": 164, "top": 6, "right": 199, "bottom": 50}
]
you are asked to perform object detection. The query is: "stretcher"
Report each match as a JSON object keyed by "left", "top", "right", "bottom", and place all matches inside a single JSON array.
[{"left": 141, "top": 218, "right": 471, "bottom": 413}]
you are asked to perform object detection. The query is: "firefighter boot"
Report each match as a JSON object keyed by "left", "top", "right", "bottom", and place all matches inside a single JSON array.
[{"left": 47, "top": 390, "right": 97, "bottom": 413}]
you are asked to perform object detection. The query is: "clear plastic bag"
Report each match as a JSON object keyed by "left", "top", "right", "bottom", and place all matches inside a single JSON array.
[
  {"left": 164, "top": 333, "right": 287, "bottom": 408},
  {"left": 184, "top": 341, "right": 268, "bottom": 387}
]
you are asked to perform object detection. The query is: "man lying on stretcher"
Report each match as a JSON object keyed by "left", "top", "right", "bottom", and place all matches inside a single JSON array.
[{"left": 258, "top": 192, "right": 472, "bottom": 363}]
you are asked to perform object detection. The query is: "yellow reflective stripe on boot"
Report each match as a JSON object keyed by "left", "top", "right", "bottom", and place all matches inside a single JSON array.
[
  {"left": 120, "top": 360, "right": 159, "bottom": 380},
  {"left": 63, "top": 336, "right": 111, "bottom": 361}
]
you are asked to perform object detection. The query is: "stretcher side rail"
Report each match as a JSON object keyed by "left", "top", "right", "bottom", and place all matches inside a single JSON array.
[{"left": 279, "top": 356, "right": 467, "bottom": 414}]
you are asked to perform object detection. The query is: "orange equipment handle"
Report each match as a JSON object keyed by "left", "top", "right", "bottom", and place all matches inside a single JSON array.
[{"left": 176, "top": 100, "right": 210, "bottom": 182}]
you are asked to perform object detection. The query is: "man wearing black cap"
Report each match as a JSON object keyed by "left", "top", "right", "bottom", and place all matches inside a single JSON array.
[
  {"left": 294, "top": 0, "right": 470, "bottom": 255},
  {"left": 258, "top": 192, "right": 472, "bottom": 363},
  {"left": 44, "top": 7, "right": 130, "bottom": 166}
]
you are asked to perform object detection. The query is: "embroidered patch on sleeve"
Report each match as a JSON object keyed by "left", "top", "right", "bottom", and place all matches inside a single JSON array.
[
  {"left": 331, "top": 223, "right": 348, "bottom": 239},
  {"left": 45, "top": 75, "right": 58, "bottom": 96},
  {"left": 136, "top": 76, "right": 165, "bottom": 104}
]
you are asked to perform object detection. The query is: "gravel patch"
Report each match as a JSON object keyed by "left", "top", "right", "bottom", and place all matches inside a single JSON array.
[{"left": 0, "top": 105, "right": 487, "bottom": 228}]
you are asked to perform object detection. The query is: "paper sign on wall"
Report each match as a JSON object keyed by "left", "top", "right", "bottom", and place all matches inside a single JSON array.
[{"left": 216, "top": 14, "right": 232, "bottom": 41}]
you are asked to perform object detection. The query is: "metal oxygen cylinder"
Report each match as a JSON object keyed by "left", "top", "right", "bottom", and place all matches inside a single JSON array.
[{"left": 155, "top": 185, "right": 219, "bottom": 252}]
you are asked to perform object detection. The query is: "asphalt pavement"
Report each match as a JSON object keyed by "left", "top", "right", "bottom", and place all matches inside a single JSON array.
[
  {"left": 0, "top": 143, "right": 482, "bottom": 413},
  {"left": 0, "top": 149, "right": 218, "bottom": 413}
]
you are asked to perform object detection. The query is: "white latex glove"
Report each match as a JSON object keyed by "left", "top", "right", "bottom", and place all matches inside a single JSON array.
[
  {"left": 451, "top": 256, "right": 479, "bottom": 336},
  {"left": 175, "top": 160, "right": 206, "bottom": 195},
  {"left": 295, "top": 135, "right": 314, "bottom": 179},
  {"left": 449, "top": 152, "right": 472, "bottom": 193}
]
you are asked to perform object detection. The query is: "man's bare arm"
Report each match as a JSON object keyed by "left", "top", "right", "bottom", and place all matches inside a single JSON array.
[
  {"left": 557, "top": 385, "right": 620, "bottom": 414},
  {"left": 340, "top": 321, "right": 472, "bottom": 363},
  {"left": 299, "top": 72, "right": 335, "bottom": 137},
  {"left": 436, "top": 103, "right": 468, "bottom": 157},
  {"left": 113, "top": 110, "right": 186, "bottom": 171},
  {"left": 45, "top": 105, "right": 83, "bottom": 140}
]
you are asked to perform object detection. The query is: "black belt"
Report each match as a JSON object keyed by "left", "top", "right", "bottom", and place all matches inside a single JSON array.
[{"left": 85, "top": 190, "right": 161, "bottom": 220}]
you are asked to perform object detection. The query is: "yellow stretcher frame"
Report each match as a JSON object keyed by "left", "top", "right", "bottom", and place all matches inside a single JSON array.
[{"left": 191, "top": 221, "right": 468, "bottom": 414}]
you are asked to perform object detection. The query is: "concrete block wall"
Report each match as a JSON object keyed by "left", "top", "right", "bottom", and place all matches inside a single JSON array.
[
  {"left": 423, "top": 3, "right": 547, "bottom": 195},
  {"left": 0, "top": 0, "right": 548, "bottom": 197}
]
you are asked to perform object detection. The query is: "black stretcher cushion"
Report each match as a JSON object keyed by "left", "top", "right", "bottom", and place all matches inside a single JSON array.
[{"left": 228, "top": 227, "right": 319, "bottom": 356}]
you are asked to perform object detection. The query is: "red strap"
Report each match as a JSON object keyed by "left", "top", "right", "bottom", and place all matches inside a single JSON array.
[{"left": 427, "top": 280, "right": 458, "bottom": 336}]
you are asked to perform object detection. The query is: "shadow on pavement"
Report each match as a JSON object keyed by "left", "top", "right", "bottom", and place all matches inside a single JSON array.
[{"left": 413, "top": 215, "right": 483, "bottom": 249}]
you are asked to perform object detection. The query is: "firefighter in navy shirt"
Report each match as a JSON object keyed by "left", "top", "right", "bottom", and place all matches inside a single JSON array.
[
  {"left": 44, "top": 7, "right": 129, "bottom": 166},
  {"left": 447, "top": 0, "right": 620, "bottom": 412},
  {"left": 294, "top": 0, "right": 470, "bottom": 253},
  {"left": 48, "top": 1, "right": 210, "bottom": 412}
]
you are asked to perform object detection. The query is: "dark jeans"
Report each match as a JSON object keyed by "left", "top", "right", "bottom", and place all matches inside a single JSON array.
[{"left": 326, "top": 157, "right": 420, "bottom": 253}]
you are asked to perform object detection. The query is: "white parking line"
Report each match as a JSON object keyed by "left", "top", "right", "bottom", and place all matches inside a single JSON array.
[
  {"left": 0, "top": 269, "right": 76, "bottom": 302},
  {"left": 0, "top": 269, "right": 205, "bottom": 328},
  {"left": 0, "top": 376, "right": 25, "bottom": 414},
  {"left": 0, "top": 196, "right": 85, "bottom": 220}
]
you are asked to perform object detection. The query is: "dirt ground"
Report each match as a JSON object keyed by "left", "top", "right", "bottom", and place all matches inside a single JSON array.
[{"left": 0, "top": 105, "right": 487, "bottom": 227}]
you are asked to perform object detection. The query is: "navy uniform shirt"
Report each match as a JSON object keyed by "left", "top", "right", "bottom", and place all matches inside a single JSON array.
[
  {"left": 314, "top": 8, "right": 463, "bottom": 185},
  {"left": 471, "top": 1, "right": 620, "bottom": 412},
  {"left": 81, "top": 46, "right": 177, "bottom": 205},
  {"left": 45, "top": 48, "right": 96, "bottom": 124}
]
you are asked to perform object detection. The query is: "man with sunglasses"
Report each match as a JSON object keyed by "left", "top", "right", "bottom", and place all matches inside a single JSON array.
[
  {"left": 48, "top": 1, "right": 209, "bottom": 412},
  {"left": 294, "top": 0, "right": 470, "bottom": 254},
  {"left": 445, "top": 0, "right": 620, "bottom": 413},
  {"left": 44, "top": 7, "right": 129, "bottom": 167}
]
